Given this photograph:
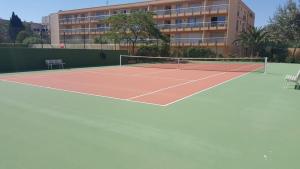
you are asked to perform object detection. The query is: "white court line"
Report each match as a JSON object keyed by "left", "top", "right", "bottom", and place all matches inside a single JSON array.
[
  {"left": 0, "top": 79, "right": 166, "bottom": 107},
  {"left": 0, "top": 64, "right": 263, "bottom": 107},
  {"left": 83, "top": 69, "right": 188, "bottom": 81},
  {"left": 164, "top": 64, "right": 264, "bottom": 106},
  {"left": 131, "top": 68, "right": 179, "bottom": 76},
  {"left": 129, "top": 64, "right": 261, "bottom": 101},
  {"left": 128, "top": 72, "right": 226, "bottom": 100}
]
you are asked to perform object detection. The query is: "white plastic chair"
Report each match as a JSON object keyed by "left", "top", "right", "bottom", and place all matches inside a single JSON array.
[{"left": 285, "top": 70, "right": 300, "bottom": 89}]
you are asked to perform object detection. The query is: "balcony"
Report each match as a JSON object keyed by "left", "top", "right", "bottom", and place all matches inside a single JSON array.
[
  {"left": 171, "top": 37, "right": 227, "bottom": 46},
  {"left": 157, "top": 21, "right": 227, "bottom": 32},
  {"left": 59, "top": 4, "right": 229, "bottom": 25},
  {"left": 89, "top": 15, "right": 110, "bottom": 22},
  {"left": 60, "top": 27, "right": 110, "bottom": 34},
  {"left": 59, "top": 16, "right": 90, "bottom": 24},
  {"left": 59, "top": 15, "right": 111, "bottom": 24},
  {"left": 153, "top": 4, "right": 228, "bottom": 18}
]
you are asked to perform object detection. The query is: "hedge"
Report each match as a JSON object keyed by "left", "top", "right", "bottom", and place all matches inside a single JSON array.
[
  {"left": 0, "top": 48, "right": 128, "bottom": 73},
  {"left": 0, "top": 43, "right": 28, "bottom": 48}
]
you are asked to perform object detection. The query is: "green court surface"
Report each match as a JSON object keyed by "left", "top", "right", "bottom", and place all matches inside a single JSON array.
[{"left": 0, "top": 63, "right": 299, "bottom": 169}]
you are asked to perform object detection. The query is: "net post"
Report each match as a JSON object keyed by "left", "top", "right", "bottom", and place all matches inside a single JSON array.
[
  {"left": 264, "top": 57, "right": 268, "bottom": 74},
  {"left": 120, "top": 55, "right": 122, "bottom": 67},
  {"left": 177, "top": 58, "right": 180, "bottom": 70}
]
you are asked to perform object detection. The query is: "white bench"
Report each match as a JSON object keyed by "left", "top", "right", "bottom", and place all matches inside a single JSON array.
[
  {"left": 45, "top": 59, "right": 65, "bottom": 69},
  {"left": 285, "top": 70, "right": 300, "bottom": 89}
]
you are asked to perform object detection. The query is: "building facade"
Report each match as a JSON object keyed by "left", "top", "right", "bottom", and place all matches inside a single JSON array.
[{"left": 43, "top": 0, "right": 254, "bottom": 55}]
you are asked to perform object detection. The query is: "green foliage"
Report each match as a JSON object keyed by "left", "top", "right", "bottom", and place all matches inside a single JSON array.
[
  {"left": 106, "top": 11, "right": 165, "bottom": 54},
  {"left": 171, "top": 47, "right": 215, "bottom": 58},
  {"left": 234, "top": 27, "right": 269, "bottom": 57},
  {"left": 268, "top": 0, "right": 300, "bottom": 43},
  {"left": 8, "top": 12, "right": 25, "bottom": 42},
  {"left": 0, "top": 43, "right": 27, "bottom": 48},
  {"left": 22, "top": 37, "right": 42, "bottom": 45},
  {"left": 136, "top": 43, "right": 170, "bottom": 57},
  {"left": 94, "top": 36, "right": 108, "bottom": 44},
  {"left": 0, "top": 48, "right": 127, "bottom": 72},
  {"left": 261, "top": 42, "right": 289, "bottom": 62},
  {"left": 268, "top": 0, "right": 300, "bottom": 62},
  {"left": 136, "top": 45, "right": 160, "bottom": 57},
  {"left": 184, "top": 48, "right": 216, "bottom": 58},
  {"left": 104, "top": 32, "right": 122, "bottom": 44},
  {"left": 0, "top": 19, "right": 10, "bottom": 43},
  {"left": 160, "top": 43, "right": 170, "bottom": 57},
  {"left": 16, "top": 31, "right": 30, "bottom": 43}
]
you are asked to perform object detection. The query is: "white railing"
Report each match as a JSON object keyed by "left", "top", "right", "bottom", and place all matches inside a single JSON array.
[
  {"left": 157, "top": 21, "right": 227, "bottom": 29},
  {"left": 60, "top": 27, "right": 110, "bottom": 34},
  {"left": 153, "top": 4, "right": 228, "bottom": 16},
  {"left": 58, "top": 37, "right": 227, "bottom": 45},
  {"left": 60, "top": 38, "right": 94, "bottom": 44},
  {"left": 171, "top": 37, "right": 227, "bottom": 45},
  {"left": 60, "top": 21, "right": 226, "bottom": 34}
]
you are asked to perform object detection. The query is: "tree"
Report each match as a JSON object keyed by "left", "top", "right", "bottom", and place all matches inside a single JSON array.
[
  {"left": 184, "top": 48, "right": 216, "bottom": 58},
  {"left": 106, "top": 11, "right": 165, "bottom": 54},
  {"left": 22, "top": 37, "right": 42, "bottom": 46},
  {"left": 16, "top": 31, "right": 30, "bottom": 43},
  {"left": 234, "top": 27, "right": 269, "bottom": 57},
  {"left": 8, "top": 12, "right": 25, "bottom": 43},
  {"left": 268, "top": 0, "right": 300, "bottom": 62},
  {"left": 104, "top": 32, "right": 122, "bottom": 50},
  {"left": 94, "top": 35, "right": 108, "bottom": 50}
]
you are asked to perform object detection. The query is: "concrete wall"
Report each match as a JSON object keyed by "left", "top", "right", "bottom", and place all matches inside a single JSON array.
[{"left": 49, "top": 13, "right": 60, "bottom": 44}]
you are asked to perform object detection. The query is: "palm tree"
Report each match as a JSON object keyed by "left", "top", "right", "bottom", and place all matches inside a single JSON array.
[{"left": 234, "top": 27, "right": 269, "bottom": 57}]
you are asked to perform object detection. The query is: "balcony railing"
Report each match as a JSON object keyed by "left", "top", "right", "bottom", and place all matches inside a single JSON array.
[
  {"left": 60, "top": 21, "right": 226, "bottom": 34},
  {"left": 61, "top": 38, "right": 94, "bottom": 44},
  {"left": 89, "top": 15, "right": 110, "bottom": 21},
  {"left": 60, "top": 27, "right": 110, "bottom": 34},
  {"left": 59, "top": 4, "right": 229, "bottom": 24},
  {"left": 157, "top": 21, "right": 227, "bottom": 30},
  {"left": 171, "top": 37, "right": 227, "bottom": 45},
  {"left": 153, "top": 4, "right": 228, "bottom": 16},
  {"left": 59, "top": 37, "right": 226, "bottom": 46}
]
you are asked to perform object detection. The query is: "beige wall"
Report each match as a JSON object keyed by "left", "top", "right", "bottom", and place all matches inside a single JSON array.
[
  {"left": 49, "top": 13, "right": 60, "bottom": 44},
  {"left": 289, "top": 48, "right": 300, "bottom": 57}
]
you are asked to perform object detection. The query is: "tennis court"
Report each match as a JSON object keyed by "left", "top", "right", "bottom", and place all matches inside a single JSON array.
[
  {"left": 1, "top": 61, "right": 300, "bottom": 169},
  {"left": 0, "top": 56, "right": 265, "bottom": 106}
]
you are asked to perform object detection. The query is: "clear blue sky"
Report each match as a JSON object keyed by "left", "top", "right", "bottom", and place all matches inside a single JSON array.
[{"left": 0, "top": 0, "right": 290, "bottom": 26}]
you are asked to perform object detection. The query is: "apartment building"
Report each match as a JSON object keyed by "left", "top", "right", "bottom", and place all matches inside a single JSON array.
[{"left": 43, "top": 0, "right": 255, "bottom": 55}]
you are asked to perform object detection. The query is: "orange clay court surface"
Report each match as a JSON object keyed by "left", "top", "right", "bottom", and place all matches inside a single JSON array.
[{"left": 0, "top": 64, "right": 263, "bottom": 106}]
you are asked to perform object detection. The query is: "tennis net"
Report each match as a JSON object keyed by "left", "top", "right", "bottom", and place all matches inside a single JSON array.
[{"left": 120, "top": 55, "right": 268, "bottom": 73}]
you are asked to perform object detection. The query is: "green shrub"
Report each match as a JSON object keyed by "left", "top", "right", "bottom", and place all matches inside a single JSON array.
[
  {"left": 183, "top": 47, "right": 216, "bottom": 58},
  {"left": 159, "top": 43, "right": 170, "bottom": 57},
  {"left": 16, "top": 31, "right": 30, "bottom": 43},
  {"left": 136, "top": 45, "right": 160, "bottom": 57},
  {"left": 170, "top": 48, "right": 184, "bottom": 58},
  {"left": 22, "top": 37, "right": 42, "bottom": 45},
  {"left": 94, "top": 36, "right": 108, "bottom": 44},
  {"left": 0, "top": 43, "right": 27, "bottom": 48}
]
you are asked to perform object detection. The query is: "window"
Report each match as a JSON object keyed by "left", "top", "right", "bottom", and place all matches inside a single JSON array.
[
  {"left": 164, "top": 20, "right": 171, "bottom": 24},
  {"left": 188, "top": 17, "right": 197, "bottom": 23},
  {"left": 176, "top": 4, "right": 182, "bottom": 9},
  {"left": 249, "top": 12, "right": 253, "bottom": 18},
  {"left": 176, "top": 19, "right": 182, "bottom": 24}
]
